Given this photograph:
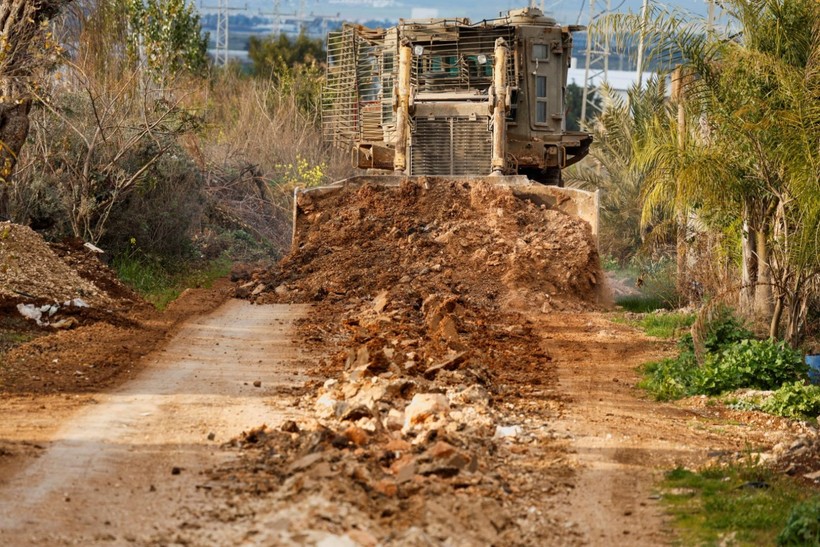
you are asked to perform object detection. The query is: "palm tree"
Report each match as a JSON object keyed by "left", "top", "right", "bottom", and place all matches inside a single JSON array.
[
  {"left": 566, "top": 79, "right": 671, "bottom": 266},
  {"left": 595, "top": 0, "right": 820, "bottom": 345}
]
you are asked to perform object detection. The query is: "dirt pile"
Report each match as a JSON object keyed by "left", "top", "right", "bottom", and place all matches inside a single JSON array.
[
  {"left": 211, "top": 179, "right": 604, "bottom": 543},
  {"left": 240, "top": 178, "right": 602, "bottom": 312},
  {"left": 0, "top": 222, "right": 108, "bottom": 306},
  {"left": 206, "top": 289, "right": 570, "bottom": 544},
  {"left": 0, "top": 221, "right": 194, "bottom": 395}
]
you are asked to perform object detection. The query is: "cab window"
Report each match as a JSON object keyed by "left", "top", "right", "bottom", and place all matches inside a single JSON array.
[{"left": 535, "top": 75, "right": 548, "bottom": 123}]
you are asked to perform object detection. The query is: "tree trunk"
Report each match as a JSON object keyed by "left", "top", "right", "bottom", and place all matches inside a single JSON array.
[
  {"left": 0, "top": 100, "right": 33, "bottom": 219},
  {"left": 769, "top": 295, "right": 783, "bottom": 340},
  {"left": 676, "top": 212, "right": 688, "bottom": 304},
  {"left": 754, "top": 227, "right": 774, "bottom": 321},
  {"left": 740, "top": 218, "right": 757, "bottom": 314}
]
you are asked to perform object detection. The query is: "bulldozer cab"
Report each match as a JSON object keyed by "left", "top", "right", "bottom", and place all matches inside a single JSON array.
[{"left": 322, "top": 6, "right": 592, "bottom": 184}]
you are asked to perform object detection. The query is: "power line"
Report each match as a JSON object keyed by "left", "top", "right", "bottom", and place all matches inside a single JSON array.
[
  {"left": 581, "top": 0, "right": 611, "bottom": 125},
  {"left": 199, "top": 0, "right": 247, "bottom": 66}
]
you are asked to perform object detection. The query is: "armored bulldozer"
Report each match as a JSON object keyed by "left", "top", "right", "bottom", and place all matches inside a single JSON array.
[{"left": 293, "top": 6, "right": 598, "bottom": 244}]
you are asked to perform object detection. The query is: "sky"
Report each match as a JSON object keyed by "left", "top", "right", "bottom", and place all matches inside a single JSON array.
[{"left": 227, "top": 0, "right": 715, "bottom": 25}]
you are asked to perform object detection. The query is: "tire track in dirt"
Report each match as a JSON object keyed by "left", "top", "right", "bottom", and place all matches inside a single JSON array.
[
  {"left": 540, "top": 312, "right": 779, "bottom": 545},
  {"left": 0, "top": 300, "right": 310, "bottom": 546}
]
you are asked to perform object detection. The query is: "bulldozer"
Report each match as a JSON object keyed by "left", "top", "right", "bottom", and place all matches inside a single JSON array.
[{"left": 293, "top": 6, "right": 598, "bottom": 243}]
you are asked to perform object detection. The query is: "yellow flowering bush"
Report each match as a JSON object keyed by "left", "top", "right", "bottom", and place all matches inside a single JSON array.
[{"left": 275, "top": 155, "right": 326, "bottom": 189}]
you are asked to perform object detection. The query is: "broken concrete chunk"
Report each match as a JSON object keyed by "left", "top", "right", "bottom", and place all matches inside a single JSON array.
[
  {"left": 494, "top": 425, "right": 523, "bottom": 439},
  {"left": 315, "top": 393, "right": 345, "bottom": 419},
  {"left": 403, "top": 393, "right": 449, "bottom": 432},
  {"left": 251, "top": 283, "right": 266, "bottom": 296}
]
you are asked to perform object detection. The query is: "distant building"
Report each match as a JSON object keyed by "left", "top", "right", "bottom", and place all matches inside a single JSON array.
[{"left": 568, "top": 60, "right": 659, "bottom": 103}]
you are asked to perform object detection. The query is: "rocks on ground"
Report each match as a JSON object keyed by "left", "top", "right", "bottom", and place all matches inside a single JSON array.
[{"left": 205, "top": 179, "right": 600, "bottom": 544}]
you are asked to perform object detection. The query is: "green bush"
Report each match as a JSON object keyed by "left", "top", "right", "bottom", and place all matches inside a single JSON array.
[
  {"left": 640, "top": 350, "right": 698, "bottom": 400},
  {"left": 695, "top": 339, "right": 808, "bottom": 395},
  {"left": 102, "top": 149, "right": 205, "bottom": 259},
  {"left": 640, "top": 307, "right": 755, "bottom": 400},
  {"left": 778, "top": 498, "right": 820, "bottom": 546},
  {"left": 762, "top": 381, "right": 820, "bottom": 419},
  {"left": 701, "top": 305, "right": 754, "bottom": 354}
]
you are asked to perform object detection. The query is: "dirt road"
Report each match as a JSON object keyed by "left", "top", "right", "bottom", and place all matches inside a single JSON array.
[
  {"left": 0, "top": 300, "right": 310, "bottom": 545},
  {"left": 0, "top": 303, "right": 793, "bottom": 545},
  {"left": 541, "top": 312, "right": 788, "bottom": 546}
]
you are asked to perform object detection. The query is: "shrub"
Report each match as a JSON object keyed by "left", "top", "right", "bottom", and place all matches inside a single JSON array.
[
  {"left": 102, "top": 149, "right": 205, "bottom": 259},
  {"left": 695, "top": 339, "right": 808, "bottom": 395},
  {"left": 778, "top": 498, "right": 820, "bottom": 546},
  {"left": 640, "top": 353, "right": 698, "bottom": 401},
  {"left": 762, "top": 381, "right": 820, "bottom": 419},
  {"left": 640, "top": 337, "right": 700, "bottom": 400},
  {"left": 701, "top": 305, "right": 754, "bottom": 354}
]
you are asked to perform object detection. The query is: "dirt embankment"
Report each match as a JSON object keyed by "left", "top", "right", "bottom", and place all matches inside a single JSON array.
[
  {"left": 243, "top": 178, "right": 603, "bottom": 311},
  {"left": 0, "top": 222, "right": 229, "bottom": 395},
  {"left": 0, "top": 222, "right": 230, "bottom": 476}
]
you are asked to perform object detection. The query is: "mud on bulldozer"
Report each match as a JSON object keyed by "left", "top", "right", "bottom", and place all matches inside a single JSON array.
[{"left": 293, "top": 6, "right": 598, "bottom": 244}]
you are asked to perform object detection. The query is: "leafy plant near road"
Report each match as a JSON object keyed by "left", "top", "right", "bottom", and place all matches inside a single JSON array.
[
  {"left": 640, "top": 307, "right": 810, "bottom": 404},
  {"left": 778, "top": 498, "right": 820, "bottom": 546},
  {"left": 761, "top": 382, "right": 820, "bottom": 420},
  {"left": 662, "top": 464, "right": 820, "bottom": 546},
  {"left": 695, "top": 339, "right": 807, "bottom": 395}
]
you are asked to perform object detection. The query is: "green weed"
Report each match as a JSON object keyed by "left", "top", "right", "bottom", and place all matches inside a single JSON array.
[
  {"left": 778, "top": 498, "right": 820, "bottom": 546},
  {"left": 662, "top": 463, "right": 819, "bottom": 546},
  {"left": 760, "top": 382, "right": 820, "bottom": 420},
  {"left": 616, "top": 294, "right": 670, "bottom": 313},
  {"left": 113, "top": 254, "right": 231, "bottom": 310},
  {"left": 615, "top": 311, "right": 695, "bottom": 339}
]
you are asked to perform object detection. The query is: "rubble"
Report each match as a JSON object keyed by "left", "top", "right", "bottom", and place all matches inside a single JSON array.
[
  {"left": 246, "top": 179, "right": 603, "bottom": 311},
  {"left": 0, "top": 223, "right": 108, "bottom": 305},
  {"left": 208, "top": 179, "right": 601, "bottom": 543}
]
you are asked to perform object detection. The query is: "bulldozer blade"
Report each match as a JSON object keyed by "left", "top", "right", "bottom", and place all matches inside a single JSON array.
[{"left": 292, "top": 175, "right": 599, "bottom": 248}]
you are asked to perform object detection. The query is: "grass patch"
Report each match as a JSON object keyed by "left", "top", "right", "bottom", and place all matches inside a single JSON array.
[
  {"left": 613, "top": 311, "right": 695, "bottom": 339},
  {"left": 616, "top": 294, "right": 670, "bottom": 313},
  {"left": 662, "top": 463, "right": 820, "bottom": 546},
  {"left": 114, "top": 254, "right": 231, "bottom": 310}
]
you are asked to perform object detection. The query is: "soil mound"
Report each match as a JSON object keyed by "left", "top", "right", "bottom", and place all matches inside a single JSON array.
[
  {"left": 243, "top": 178, "right": 602, "bottom": 311},
  {"left": 0, "top": 222, "right": 108, "bottom": 306},
  {"left": 50, "top": 238, "right": 141, "bottom": 305},
  {"left": 211, "top": 179, "right": 603, "bottom": 543}
]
